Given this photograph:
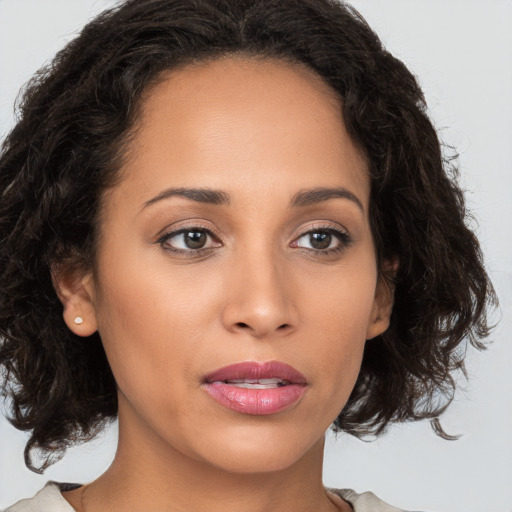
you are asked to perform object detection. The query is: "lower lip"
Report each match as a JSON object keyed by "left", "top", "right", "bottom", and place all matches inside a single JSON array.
[{"left": 202, "top": 383, "right": 306, "bottom": 415}]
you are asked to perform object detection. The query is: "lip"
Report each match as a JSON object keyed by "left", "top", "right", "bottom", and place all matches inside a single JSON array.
[{"left": 202, "top": 361, "right": 308, "bottom": 415}]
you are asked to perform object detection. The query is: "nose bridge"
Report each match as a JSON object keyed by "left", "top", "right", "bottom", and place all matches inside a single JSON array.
[{"left": 221, "top": 236, "right": 297, "bottom": 338}]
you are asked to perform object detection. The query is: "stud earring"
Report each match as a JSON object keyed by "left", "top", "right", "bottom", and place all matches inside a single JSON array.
[{"left": 74, "top": 316, "right": 84, "bottom": 325}]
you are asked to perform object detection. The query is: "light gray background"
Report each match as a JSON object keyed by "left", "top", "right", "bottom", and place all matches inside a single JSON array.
[{"left": 1, "top": 1, "right": 511, "bottom": 511}]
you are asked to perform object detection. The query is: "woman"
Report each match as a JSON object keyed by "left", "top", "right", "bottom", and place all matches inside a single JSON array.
[{"left": 0, "top": 0, "right": 496, "bottom": 511}]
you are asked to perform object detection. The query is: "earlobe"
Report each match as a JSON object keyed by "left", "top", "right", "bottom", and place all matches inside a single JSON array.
[
  {"left": 366, "top": 257, "right": 398, "bottom": 340},
  {"left": 51, "top": 265, "right": 98, "bottom": 337}
]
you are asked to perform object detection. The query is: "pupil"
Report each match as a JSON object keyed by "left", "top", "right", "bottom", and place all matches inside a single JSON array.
[
  {"left": 311, "top": 232, "right": 331, "bottom": 250},
  {"left": 185, "top": 231, "right": 206, "bottom": 249}
]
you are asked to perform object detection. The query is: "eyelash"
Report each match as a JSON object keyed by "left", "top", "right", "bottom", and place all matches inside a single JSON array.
[
  {"left": 294, "top": 224, "right": 353, "bottom": 256},
  {"left": 156, "top": 224, "right": 222, "bottom": 258},
  {"left": 156, "top": 223, "right": 352, "bottom": 258}
]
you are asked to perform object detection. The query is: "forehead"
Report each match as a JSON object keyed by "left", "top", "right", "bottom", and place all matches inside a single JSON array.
[
  {"left": 114, "top": 56, "right": 369, "bottom": 211},
  {"left": 141, "top": 55, "right": 343, "bottom": 124}
]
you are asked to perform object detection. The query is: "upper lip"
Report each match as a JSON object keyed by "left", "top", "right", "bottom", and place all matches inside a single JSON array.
[{"left": 204, "top": 361, "right": 307, "bottom": 385}]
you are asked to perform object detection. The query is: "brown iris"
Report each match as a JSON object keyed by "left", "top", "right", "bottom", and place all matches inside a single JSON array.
[
  {"left": 309, "top": 231, "right": 331, "bottom": 250},
  {"left": 184, "top": 230, "right": 207, "bottom": 249}
]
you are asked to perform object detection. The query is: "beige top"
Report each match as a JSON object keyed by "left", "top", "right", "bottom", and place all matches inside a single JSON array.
[{"left": 4, "top": 481, "right": 419, "bottom": 511}]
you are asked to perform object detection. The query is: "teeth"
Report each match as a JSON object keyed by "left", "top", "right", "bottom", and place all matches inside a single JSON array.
[
  {"left": 220, "top": 378, "right": 289, "bottom": 389},
  {"left": 235, "top": 383, "right": 278, "bottom": 389},
  {"left": 228, "top": 378, "right": 282, "bottom": 384}
]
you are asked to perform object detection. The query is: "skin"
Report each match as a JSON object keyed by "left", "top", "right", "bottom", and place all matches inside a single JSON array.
[{"left": 56, "top": 56, "right": 395, "bottom": 512}]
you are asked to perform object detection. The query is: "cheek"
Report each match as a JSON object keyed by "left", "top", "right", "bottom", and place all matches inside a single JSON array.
[
  {"left": 91, "top": 248, "right": 224, "bottom": 402},
  {"left": 300, "top": 256, "right": 377, "bottom": 403}
]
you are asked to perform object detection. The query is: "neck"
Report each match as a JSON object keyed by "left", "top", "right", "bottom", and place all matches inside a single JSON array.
[{"left": 69, "top": 401, "right": 346, "bottom": 512}]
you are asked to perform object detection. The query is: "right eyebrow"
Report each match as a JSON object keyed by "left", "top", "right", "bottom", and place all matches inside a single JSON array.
[{"left": 141, "top": 187, "right": 231, "bottom": 210}]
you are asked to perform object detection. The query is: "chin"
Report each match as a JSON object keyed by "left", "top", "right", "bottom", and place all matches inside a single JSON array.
[
  {"left": 208, "top": 450, "right": 305, "bottom": 475},
  {"left": 194, "top": 425, "right": 321, "bottom": 474}
]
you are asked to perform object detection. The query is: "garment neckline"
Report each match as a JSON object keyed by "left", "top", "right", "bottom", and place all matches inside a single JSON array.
[{"left": 39, "top": 481, "right": 377, "bottom": 512}]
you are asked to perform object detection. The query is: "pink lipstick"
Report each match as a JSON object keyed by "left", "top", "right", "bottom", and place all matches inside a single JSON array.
[{"left": 202, "top": 361, "right": 307, "bottom": 415}]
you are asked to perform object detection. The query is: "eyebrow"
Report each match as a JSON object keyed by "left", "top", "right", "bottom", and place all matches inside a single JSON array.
[
  {"left": 142, "top": 186, "right": 364, "bottom": 212},
  {"left": 143, "top": 187, "right": 231, "bottom": 209},
  {"left": 290, "top": 187, "right": 364, "bottom": 212}
]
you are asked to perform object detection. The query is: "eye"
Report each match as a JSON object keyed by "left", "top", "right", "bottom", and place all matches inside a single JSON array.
[
  {"left": 293, "top": 226, "right": 352, "bottom": 254},
  {"left": 157, "top": 227, "right": 221, "bottom": 254}
]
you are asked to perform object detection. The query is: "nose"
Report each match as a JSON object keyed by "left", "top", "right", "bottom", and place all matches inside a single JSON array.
[{"left": 221, "top": 246, "right": 299, "bottom": 339}]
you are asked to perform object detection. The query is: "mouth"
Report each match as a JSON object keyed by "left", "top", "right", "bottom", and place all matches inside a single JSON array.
[
  {"left": 202, "top": 361, "right": 308, "bottom": 415},
  {"left": 220, "top": 378, "right": 290, "bottom": 389}
]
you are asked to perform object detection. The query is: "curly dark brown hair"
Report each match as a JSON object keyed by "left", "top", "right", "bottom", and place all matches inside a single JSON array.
[{"left": 0, "top": 0, "right": 496, "bottom": 473}]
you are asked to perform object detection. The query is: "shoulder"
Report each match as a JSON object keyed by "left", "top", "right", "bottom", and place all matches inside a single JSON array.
[
  {"left": 330, "top": 488, "right": 428, "bottom": 512},
  {"left": 3, "top": 482, "right": 79, "bottom": 512}
]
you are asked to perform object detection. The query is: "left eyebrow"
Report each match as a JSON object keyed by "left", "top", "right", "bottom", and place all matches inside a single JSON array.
[{"left": 290, "top": 187, "right": 364, "bottom": 213}]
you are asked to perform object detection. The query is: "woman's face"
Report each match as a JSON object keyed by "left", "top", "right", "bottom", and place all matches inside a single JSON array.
[{"left": 67, "top": 57, "right": 393, "bottom": 473}]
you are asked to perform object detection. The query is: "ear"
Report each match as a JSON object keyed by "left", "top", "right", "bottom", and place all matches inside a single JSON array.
[
  {"left": 366, "top": 257, "right": 399, "bottom": 340},
  {"left": 51, "top": 263, "right": 98, "bottom": 337}
]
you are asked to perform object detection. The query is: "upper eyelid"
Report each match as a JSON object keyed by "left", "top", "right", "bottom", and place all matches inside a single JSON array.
[
  {"left": 296, "top": 223, "right": 348, "bottom": 236},
  {"left": 156, "top": 222, "right": 221, "bottom": 241},
  {"left": 293, "top": 225, "right": 351, "bottom": 248},
  {"left": 156, "top": 228, "right": 220, "bottom": 255}
]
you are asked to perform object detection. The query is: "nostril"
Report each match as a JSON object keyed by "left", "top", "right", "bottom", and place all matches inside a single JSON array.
[{"left": 233, "top": 322, "right": 290, "bottom": 333}]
